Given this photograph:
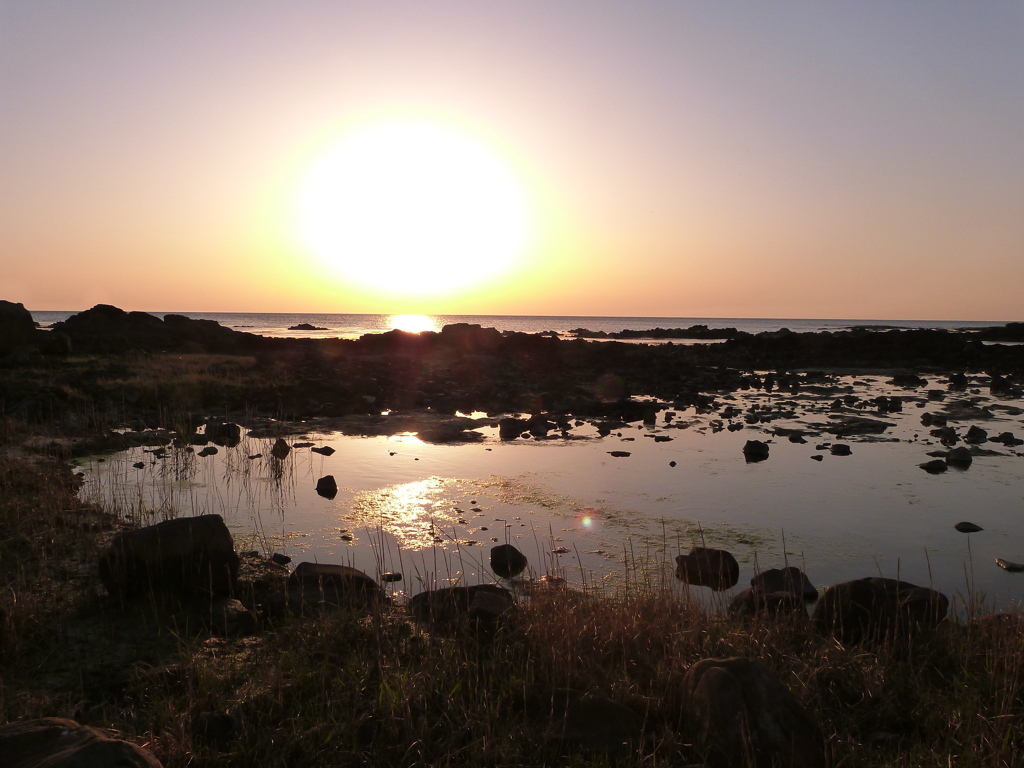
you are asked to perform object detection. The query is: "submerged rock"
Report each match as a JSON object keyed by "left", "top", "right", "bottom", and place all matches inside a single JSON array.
[
  {"left": 742, "top": 440, "right": 769, "bottom": 462},
  {"left": 920, "top": 459, "right": 948, "bottom": 474}
]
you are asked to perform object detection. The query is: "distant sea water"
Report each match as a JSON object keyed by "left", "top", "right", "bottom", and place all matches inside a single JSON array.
[{"left": 27, "top": 311, "right": 1009, "bottom": 340}]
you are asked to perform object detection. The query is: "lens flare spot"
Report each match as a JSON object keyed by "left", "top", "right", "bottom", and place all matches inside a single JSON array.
[{"left": 575, "top": 507, "right": 599, "bottom": 531}]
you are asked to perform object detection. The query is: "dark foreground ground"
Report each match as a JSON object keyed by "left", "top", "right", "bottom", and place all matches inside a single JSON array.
[{"left": 1, "top": 301, "right": 1024, "bottom": 766}]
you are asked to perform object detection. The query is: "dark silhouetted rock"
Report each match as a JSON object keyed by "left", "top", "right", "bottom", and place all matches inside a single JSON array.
[
  {"left": 0, "top": 300, "right": 38, "bottom": 354},
  {"left": 682, "top": 657, "right": 825, "bottom": 768},
  {"left": 271, "top": 438, "right": 291, "bottom": 460},
  {"left": 607, "top": 450, "right": 631, "bottom": 457},
  {"left": 409, "top": 584, "right": 512, "bottom": 627},
  {"left": 0, "top": 717, "right": 163, "bottom": 768},
  {"left": 675, "top": 547, "right": 739, "bottom": 591},
  {"left": 380, "top": 571, "right": 402, "bottom": 582},
  {"left": 945, "top": 446, "right": 973, "bottom": 467},
  {"left": 995, "top": 558, "right": 1024, "bottom": 572},
  {"left": 824, "top": 415, "right": 895, "bottom": 436},
  {"left": 920, "top": 459, "right": 948, "bottom": 474},
  {"left": 965, "top": 425, "right": 988, "bottom": 444},
  {"left": 288, "top": 323, "right": 327, "bottom": 331},
  {"left": 490, "top": 544, "right": 528, "bottom": 579},
  {"left": 270, "top": 552, "right": 291, "bottom": 566},
  {"left": 315, "top": 475, "right": 338, "bottom": 498},
  {"left": 99, "top": 514, "right": 238, "bottom": 598},
  {"left": 287, "top": 562, "right": 384, "bottom": 612},
  {"left": 750, "top": 566, "right": 818, "bottom": 601},
  {"left": 742, "top": 440, "right": 769, "bottom": 462},
  {"left": 499, "top": 417, "right": 527, "bottom": 440},
  {"left": 205, "top": 421, "right": 241, "bottom": 447},
  {"left": 189, "top": 712, "right": 238, "bottom": 748},
  {"left": 812, "top": 577, "right": 948, "bottom": 643},
  {"left": 197, "top": 446, "right": 218, "bottom": 457},
  {"left": 311, "top": 445, "right": 335, "bottom": 456},
  {"left": 830, "top": 443, "right": 852, "bottom": 456},
  {"left": 954, "top": 521, "right": 983, "bottom": 533}
]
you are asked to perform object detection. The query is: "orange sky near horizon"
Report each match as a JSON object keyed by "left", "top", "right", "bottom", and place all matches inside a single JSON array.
[{"left": 2, "top": 2, "right": 1022, "bottom": 320}]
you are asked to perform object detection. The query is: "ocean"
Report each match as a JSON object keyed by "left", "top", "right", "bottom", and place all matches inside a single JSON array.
[{"left": 28, "top": 310, "right": 1009, "bottom": 340}]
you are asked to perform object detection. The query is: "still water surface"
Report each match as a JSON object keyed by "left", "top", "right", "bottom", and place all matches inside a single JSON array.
[{"left": 78, "top": 374, "right": 1024, "bottom": 611}]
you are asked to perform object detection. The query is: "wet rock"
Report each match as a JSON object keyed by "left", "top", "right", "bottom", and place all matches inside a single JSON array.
[
  {"left": 271, "top": 438, "right": 291, "bottom": 460},
  {"left": 205, "top": 420, "right": 241, "bottom": 447},
  {"left": 499, "top": 417, "right": 527, "bottom": 440},
  {"left": 788, "top": 433, "right": 808, "bottom": 444},
  {"left": 543, "top": 689, "right": 646, "bottom": 756},
  {"left": 965, "top": 425, "right": 988, "bottom": 444},
  {"left": 812, "top": 577, "right": 949, "bottom": 644},
  {"left": 270, "top": 552, "right": 291, "bottom": 566},
  {"left": 945, "top": 446, "right": 973, "bottom": 467},
  {"left": 197, "top": 446, "right": 218, "bottom": 457},
  {"left": 380, "top": 571, "right": 402, "bottom": 582},
  {"left": 919, "top": 459, "right": 948, "bottom": 474},
  {"left": 750, "top": 566, "right": 817, "bottom": 601},
  {"left": 409, "top": 584, "right": 513, "bottom": 628},
  {"left": 287, "top": 562, "right": 385, "bottom": 612},
  {"left": 995, "top": 558, "right": 1024, "bottom": 572},
  {"left": 991, "top": 431, "right": 1024, "bottom": 446},
  {"left": 288, "top": 323, "right": 327, "bottom": 331},
  {"left": 311, "top": 445, "right": 335, "bottom": 456},
  {"left": 315, "top": 475, "right": 338, "bottom": 499},
  {"left": 811, "top": 454, "right": 823, "bottom": 461},
  {"left": 99, "top": 514, "right": 239, "bottom": 598},
  {"left": 931, "top": 426, "right": 958, "bottom": 445},
  {"left": 0, "top": 717, "right": 163, "bottom": 768},
  {"left": 888, "top": 373, "right": 928, "bottom": 388},
  {"left": 829, "top": 443, "right": 852, "bottom": 456},
  {"left": 607, "top": 450, "right": 631, "bottom": 457},
  {"left": 742, "top": 440, "right": 769, "bottom": 462},
  {"left": 954, "top": 522, "right": 983, "bottom": 533},
  {"left": 490, "top": 544, "right": 528, "bottom": 579},
  {"left": 682, "top": 657, "right": 825, "bottom": 768},
  {"left": 823, "top": 415, "right": 895, "bottom": 436},
  {"left": 675, "top": 547, "right": 739, "bottom": 591}
]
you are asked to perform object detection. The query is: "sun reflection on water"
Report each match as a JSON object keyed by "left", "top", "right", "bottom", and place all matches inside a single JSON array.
[
  {"left": 388, "top": 314, "right": 439, "bottom": 334},
  {"left": 348, "top": 477, "right": 461, "bottom": 549}
]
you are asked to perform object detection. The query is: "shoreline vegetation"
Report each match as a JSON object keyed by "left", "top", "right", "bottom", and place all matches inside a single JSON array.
[{"left": 2, "top": 299, "right": 1024, "bottom": 766}]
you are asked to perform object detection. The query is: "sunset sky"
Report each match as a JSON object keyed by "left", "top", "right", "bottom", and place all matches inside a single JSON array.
[{"left": 2, "top": 2, "right": 1022, "bottom": 320}]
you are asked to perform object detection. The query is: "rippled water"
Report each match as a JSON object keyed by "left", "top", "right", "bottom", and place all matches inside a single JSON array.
[{"left": 78, "top": 374, "right": 1024, "bottom": 609}]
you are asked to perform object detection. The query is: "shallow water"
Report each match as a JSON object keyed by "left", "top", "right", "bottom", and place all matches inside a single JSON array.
[{"left": 78, "top": 374, "right": 1024, "bottom": 610}]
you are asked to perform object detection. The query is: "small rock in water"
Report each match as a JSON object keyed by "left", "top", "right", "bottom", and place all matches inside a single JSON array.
[
  {"left": 945, "top": 446, "right": 973, "bottom": 467},
  {"left": 920, "top": 459, "right": 948, "bottom": 474},
  {"left": 491, "top": 544, "right": 528, "bottom": 578},
  {"left": 742, "top": 440, "right": 770, "bottom": 462},
  {"left": 311, "top": 445, "right": 335, "bottom": 456},
  {"left": 995, "top": 558, "right": 1024, "bottom": 572},
  {"left": 811, "top": 455, "right": 824, "bottom": 461},
  {"left": 669, "top": 460, "right": 677, "bottom": 467},
  {"left": 315, "top": 475, "right": 338, "bottom": 499},
  {"left": 380, "top": 571, "right": 403, "bottom": 582},
  {"left": 830, "top": 444, "right": 852, "bottom": 456},
  {"left": 271, "top": 438, "right": 290, "bottom": 460},
  {"left": 607, "top": 451, "right": 631, "bottom": 457},
  {"left": 197, "top": 446, "right": 218, "bottom": 457},
  {"left": 293, "top": 441, "right": 315, "bottom": 448},
  {"left": 954, "top": 522, "right": 983, "bottom": 533},
  {"left": 271, "top": 552, "right": 291, "bottom": 566},
  {"left": 248, "top": 453, "right": 262, "bottom": 460},
  {"left": 133, "top": 461, "right": 145, "bottom": 469}
]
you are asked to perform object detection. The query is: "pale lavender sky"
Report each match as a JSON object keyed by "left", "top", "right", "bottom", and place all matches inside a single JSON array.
[{"left": 2, "top": 1, "right": 1022, "bottom": 318}]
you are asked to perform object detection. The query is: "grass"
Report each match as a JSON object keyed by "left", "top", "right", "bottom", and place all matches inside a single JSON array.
[{"left": 1, "top": 445, "right": 1023, "bottom": 766}]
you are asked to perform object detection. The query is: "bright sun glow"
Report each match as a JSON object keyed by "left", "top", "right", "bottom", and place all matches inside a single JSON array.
[
  {"left": 389, "top": 314, "right": 438, "bottom": 333},
  {"left": 297, "top": 121, "right": 531, "bottom": 296}
]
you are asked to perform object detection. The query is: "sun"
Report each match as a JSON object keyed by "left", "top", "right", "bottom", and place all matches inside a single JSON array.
[{"left": 297, "top": 121, "right": 531, "bottom": 296}]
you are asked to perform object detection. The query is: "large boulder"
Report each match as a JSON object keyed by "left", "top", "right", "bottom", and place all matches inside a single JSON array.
[
  {"left": 811, "top": 577, "right": 948, "bottom": 644},
  {"left": 0, "top": 300, "right": 38, "bottom": 354},
  {"left": 543, "top": 689, "right": 646, "bottom": 756},
  {"left": 675, "top": 547, "right": 739, "bottom": 591},
  {"left": 0, "top": 717, "right": 162, "bottom": 768},
  {"left": 287, "top": 562, "right": 385, "bottom": 612},
  {"left": 682, "top": 657, "right": 825, "bottom": 768},
  {"left": 52, "top": 304, "right": 170, "bottom": 353},
  {"left": 409, "top": 584, "right": 513, "bottom": 628},
  {"left": 99, "top": 514, "right": 239, "bottom": 598}
]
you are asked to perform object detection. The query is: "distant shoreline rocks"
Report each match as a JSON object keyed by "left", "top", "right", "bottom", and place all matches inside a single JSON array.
[{"left": 288, "top": 323, "right": 328, "bottom": 331}]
